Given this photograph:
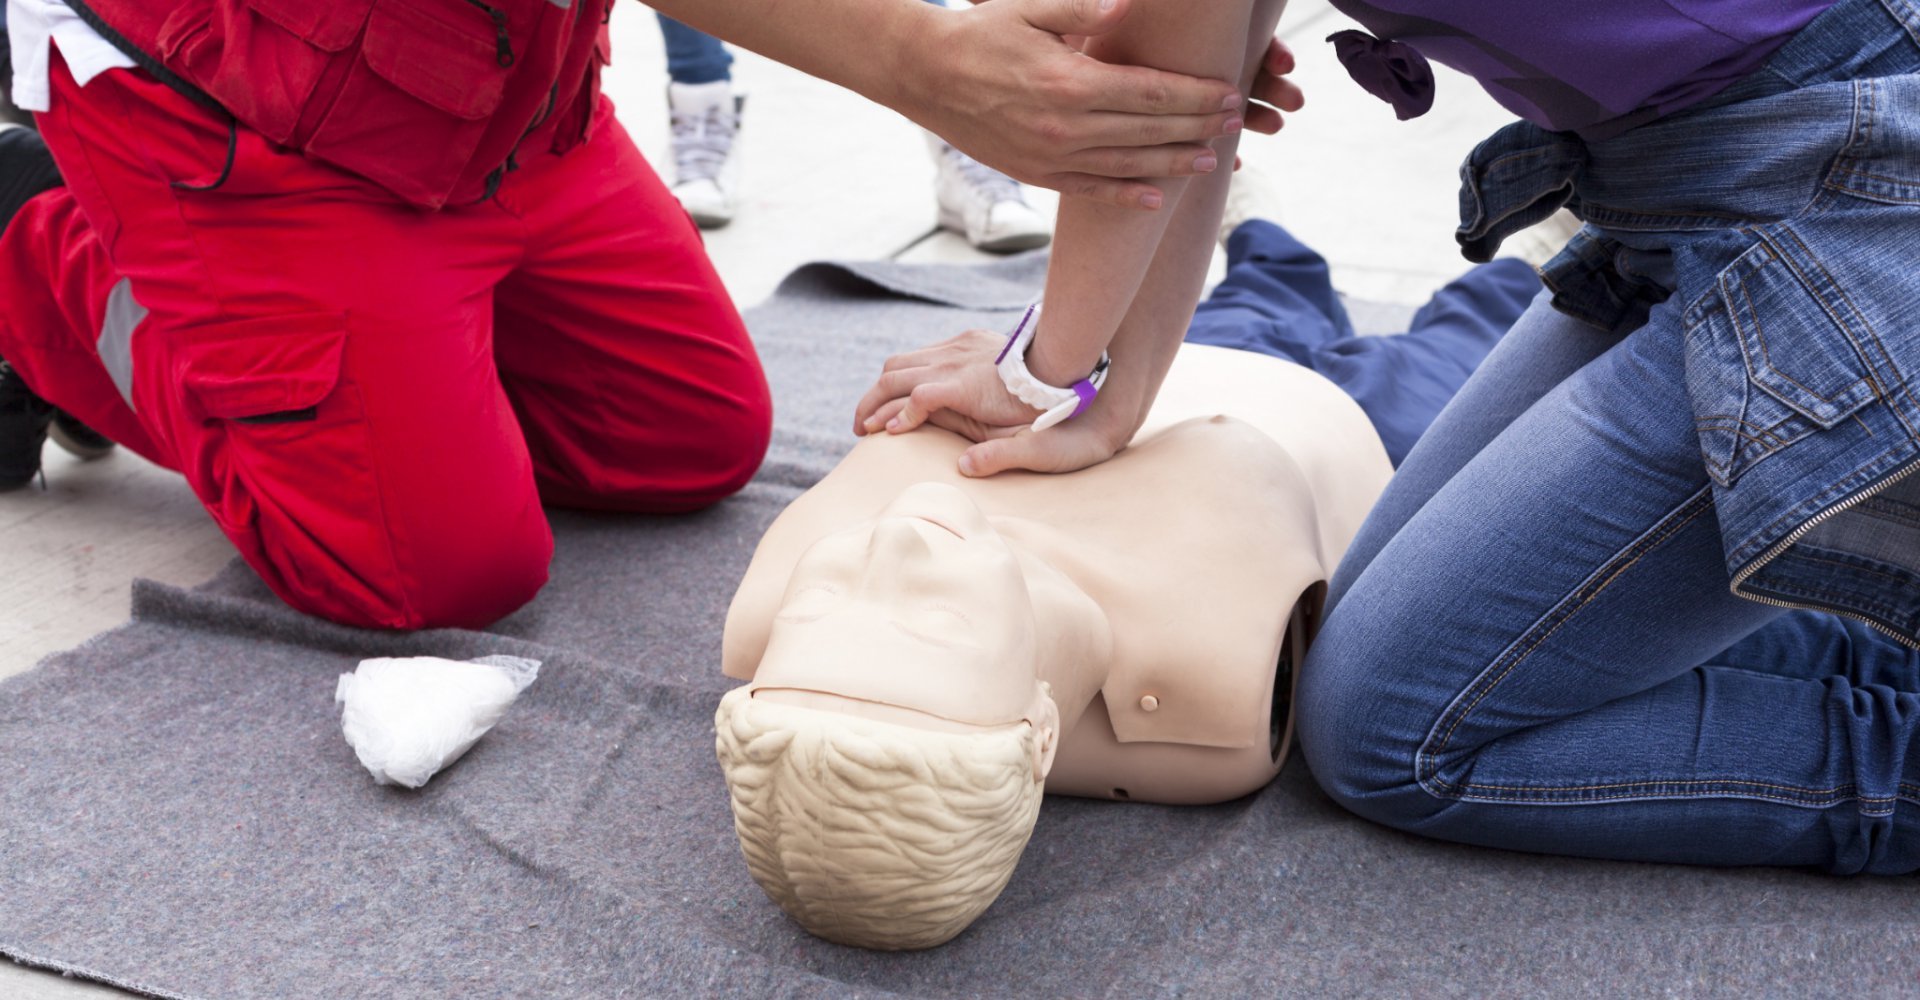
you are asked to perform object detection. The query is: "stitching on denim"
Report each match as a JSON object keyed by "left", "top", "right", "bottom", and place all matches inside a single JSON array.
[
  {"left": 1462, "top": 776, "right": 1879, "bottom": 797},
  {"left": 1752, "top": 573, "right": 1913, "bottom": 618},
  {"left": 1735, "top": 275, "right": 1871, "bottom": 408},
  {"left": 1793, "top": 552, "right": 1919, "bottom": 584},
  {"left": 1826, "top": 81, "right": 1920, "bottom": 205},
  {"left": 1880, "top": 0, "right": 1920, "bottom": 51},
  {"left": 1453, "top": 785, "right": 1920, "bottom": 812},
  {"left": 1832, "top": 165, "right": 1920, "bottom": 188},
  {"left": 1736, "top": 443, "right": 1918, "bottom": 562},
  {"left": 1828, "top": 179, "right": 1920, "bottom": 206},
  {"left": 1856, "top": 495, "right": 1920, "bottom": 529},
  {"left": 1419, "top": 488, "right": 1715, "bottom": 787},
  {"left": 1777, "top": 225, "right": 1920, "bottom": 439},
  {"left": 1693, "top": 418, "right": 1809, "bottom": 469},
  {"left": 1693, "top": 418, "right": 1799, "bottom": 457},
  {"left": 1582, "top": 205, "right": 1749, "bottom": 229},
  {"left": 1693, "top": 416, "right": 1795, "bottom": 449}
]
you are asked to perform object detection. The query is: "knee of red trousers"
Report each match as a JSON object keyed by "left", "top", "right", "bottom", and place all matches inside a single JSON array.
[
  {"left": 539, "top": 362, "right": 774, "bottom": 514},
  {"left": 236, "top": 486, "right": 556, "bottom": 632},
  {"left": 658, "top": 372, "right": 774, "bottom": 511}
]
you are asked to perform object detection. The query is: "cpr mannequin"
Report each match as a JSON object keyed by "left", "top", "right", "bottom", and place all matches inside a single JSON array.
[{"left": 714, "top": 341, "right": 1393, "bottom": 950}]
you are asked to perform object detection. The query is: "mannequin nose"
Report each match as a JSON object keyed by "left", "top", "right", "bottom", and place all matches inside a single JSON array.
[
  {"left": 882, "top": 481, "right": 992, "bottom": 539},
  {"left": 867, "top": 516, "right": 936, "bottom": 567}
]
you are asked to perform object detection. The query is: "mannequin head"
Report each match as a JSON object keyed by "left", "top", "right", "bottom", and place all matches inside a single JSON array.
[
  {"left": 715, "top": 482, "right": 1063, "bottom": 949},
  {"left": 713, "top": 686, "right": 1055, "bottom": 950}
]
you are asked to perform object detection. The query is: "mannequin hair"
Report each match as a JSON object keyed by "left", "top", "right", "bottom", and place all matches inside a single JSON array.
[{"left": 713, "top": 685, "right": 1048, "bottom": 950}]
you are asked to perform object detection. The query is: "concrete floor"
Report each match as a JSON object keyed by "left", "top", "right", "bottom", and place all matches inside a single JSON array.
[{"left": 0, "top": 2, "right": 1509, "bottom": 995}]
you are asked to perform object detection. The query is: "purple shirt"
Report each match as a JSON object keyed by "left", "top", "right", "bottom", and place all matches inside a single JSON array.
[{"left": 1326, "top": 0, "right": 1839, "bottom": 137}]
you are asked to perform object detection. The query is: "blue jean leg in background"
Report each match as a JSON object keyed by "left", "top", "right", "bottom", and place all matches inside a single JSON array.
[
  {"left": 1186, "top": 220, "right": 1539, "bottom": 465},
  {"left": 656, "top": 15, "right": 733, "bottom": 86},
  {"left": 1298, "top": 289, "right": 1920, "bottom": 874}
]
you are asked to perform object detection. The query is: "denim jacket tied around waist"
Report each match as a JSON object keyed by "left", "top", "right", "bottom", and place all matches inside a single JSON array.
[{"left": 1451, "top": 0, "right": 1920, "bottom": 646}]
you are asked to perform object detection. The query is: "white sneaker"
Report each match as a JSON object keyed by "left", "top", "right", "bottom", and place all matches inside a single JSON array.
[
  {"left": 667, "top": 80, "right": 743, "bottom": 229},
  {"left": 1217, "top": 161, "right": 1285, "bottom": 248},
  {"left": 928, "top": 135, "right": 1051, "bottom": 253}
]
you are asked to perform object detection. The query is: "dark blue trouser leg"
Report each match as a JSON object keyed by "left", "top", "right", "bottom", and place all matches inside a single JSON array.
[
  {"left": 657, "top": 15, "right": 735, "bottom": 85},
  {"left": 1185, "top": 220, "right": 1541, "bottom": 466}
]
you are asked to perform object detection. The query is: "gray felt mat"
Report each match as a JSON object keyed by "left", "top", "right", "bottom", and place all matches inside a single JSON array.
[{"left": 3, "top": 255, "right": 1916, "bottom": 999}]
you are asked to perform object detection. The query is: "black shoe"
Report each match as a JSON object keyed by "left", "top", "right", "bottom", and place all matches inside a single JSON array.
[
  {"left": 0, "top": 27, "right": 30, "bottom": 130},
  {"left": 0, "top": 124, "right": 61, "bottom": 225},
  {"left": 0, "top": 358, "right": 53, "bottom": 491},
  {"left": 0, "top": 121, "right": 66, "bottom": 490},
  {"left": 48, "top": 410, "right": 115, "bottom": 460}
]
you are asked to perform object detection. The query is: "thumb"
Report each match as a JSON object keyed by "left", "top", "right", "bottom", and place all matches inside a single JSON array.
[
  {"left": 1020, "top": 0, "right": 1128, "bottom": 39},
  {"left": 959, "top": 431, "right": 1084, "bottom": 477}
]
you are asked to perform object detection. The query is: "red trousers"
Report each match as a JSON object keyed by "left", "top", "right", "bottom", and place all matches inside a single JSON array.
[{"left": 0, "top": 58, "right": 772, "bottom": 629}]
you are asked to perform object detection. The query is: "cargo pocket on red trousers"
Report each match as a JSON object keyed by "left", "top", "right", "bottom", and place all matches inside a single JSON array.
[
  {"left": 171, "top": 311, "right": 401, "bottom": 621},
  {"left": 302, "top": 0, "right": 511, "bottom": 208}
]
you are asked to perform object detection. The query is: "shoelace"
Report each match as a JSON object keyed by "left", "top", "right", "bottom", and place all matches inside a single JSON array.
[
  {"left": 669, "top": 102, "right": 738, "bottom": 184},
  {"left": 943, "top": 145, "right": 1023, "bottom": 207}
]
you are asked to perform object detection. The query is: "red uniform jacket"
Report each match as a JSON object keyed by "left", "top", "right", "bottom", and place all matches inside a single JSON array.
[{"left": 67, "top": 0, "right": 612, "bottom": 208}]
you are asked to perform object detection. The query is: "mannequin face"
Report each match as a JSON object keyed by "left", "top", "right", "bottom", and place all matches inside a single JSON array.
[{"left": 753, "top": 482, "right": 1045, "bottom": 729}]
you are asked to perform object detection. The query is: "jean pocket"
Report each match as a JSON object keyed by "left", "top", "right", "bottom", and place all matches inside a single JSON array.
[{"left": 1683, "top": 233, "right": 1879, "bottom": 488}]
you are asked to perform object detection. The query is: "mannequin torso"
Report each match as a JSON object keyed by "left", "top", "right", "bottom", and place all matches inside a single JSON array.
[{"left": 722, "top": 343, "right": 1393, "bottom": 803}]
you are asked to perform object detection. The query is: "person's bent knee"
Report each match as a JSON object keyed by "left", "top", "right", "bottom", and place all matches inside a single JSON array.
[
  {"left": 1296, "top": 602, "right": 1454, "bottom": 833},
  {"left": 248, "top": 516, "right": 553, "bottom": 631},
  {"left": 660, "top": 380, "right": 773, "bottom": 510},
  {"left": 557, "top": 373, "right": 773, "bottom": 514}
]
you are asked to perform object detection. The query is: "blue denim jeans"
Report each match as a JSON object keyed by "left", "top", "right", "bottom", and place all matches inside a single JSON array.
[
  {"left": 1187, "top": 221, "right": 1540, "bottom": 466},
  {"left": 1298, "top": 0, "right": 1920, "bottom": 875},
  {"left": 658, "top": 1, "right": 947, "bottom": 85}
]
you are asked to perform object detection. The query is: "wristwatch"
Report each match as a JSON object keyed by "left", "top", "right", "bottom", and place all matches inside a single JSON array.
[{"left": 994, "top": 302, "right": 1110, "bottom": 432}]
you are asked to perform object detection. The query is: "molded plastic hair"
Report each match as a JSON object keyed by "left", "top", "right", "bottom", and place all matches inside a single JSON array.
[{"left": 713, "top": 685, "right": 1048, "bottom": 950}]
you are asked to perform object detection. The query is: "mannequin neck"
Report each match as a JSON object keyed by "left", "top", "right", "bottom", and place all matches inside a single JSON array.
[{"left": 999, "top": 519, "right": 1114, "bottom": 740}]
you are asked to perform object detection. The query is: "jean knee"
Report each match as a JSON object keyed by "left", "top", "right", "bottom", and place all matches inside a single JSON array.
[{"left": 1297, "top": 604, "right": 1451, "bottom": 832}]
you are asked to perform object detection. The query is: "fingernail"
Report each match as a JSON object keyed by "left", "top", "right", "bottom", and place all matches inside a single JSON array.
[
  {"left": 1193, "top": 154, "right": 1218, "bottom": 173},
  {"left": 1140, "top": 190, "right": 1164, "bottom": 209},
  {"left": 958, "top": 454, "right": 977, "bottom": 476},
  {"left": 887, "top": 417, "right": 902, "bottom": 432},
  {"left": 1221, "top": 93, "right": 1243, "bottom": 110},
  {"left": 1099, "top": 0, "right": 1116, "bottom": 9},
  {"left": 1223, "top": 116, "right": 1243, "bottom": 134}
]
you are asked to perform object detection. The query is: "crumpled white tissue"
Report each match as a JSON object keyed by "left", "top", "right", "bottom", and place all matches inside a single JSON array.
[{"left": 335, "top": 655, "right": 540, "bottom": 788}]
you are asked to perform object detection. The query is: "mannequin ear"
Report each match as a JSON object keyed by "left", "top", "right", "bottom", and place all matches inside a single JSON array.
[{"left": 1030, "top": 682, "right": 1061, "bottom": 782}]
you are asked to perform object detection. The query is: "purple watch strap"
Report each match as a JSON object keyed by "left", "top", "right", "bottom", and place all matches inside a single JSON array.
[
  {"left": 995, "top": 304, "right": 1037, "bottom": 364},
  {"left": 1071, "top": 379, "right": 1098, "bottom": 417}
]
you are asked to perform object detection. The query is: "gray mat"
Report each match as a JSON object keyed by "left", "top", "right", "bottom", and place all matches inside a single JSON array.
[{"left": 3, "top": 255, "right": 1917, "bottom": 1000}]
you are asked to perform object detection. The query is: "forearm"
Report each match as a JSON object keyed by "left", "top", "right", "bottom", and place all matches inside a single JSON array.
[
  {"left": 1083, "top": 0, "right": 1290, "bottom": 431},
  {"left": 1024, "top": 0, "right": 1256, "bottom": 390},
  {"left": 646, "top": 0, "right": 935, "bottom": 109}
]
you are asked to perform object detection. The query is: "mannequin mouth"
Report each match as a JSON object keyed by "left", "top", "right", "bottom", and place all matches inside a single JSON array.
[{"left": 908, "top": 513, "right": 965, "bottom": 540}]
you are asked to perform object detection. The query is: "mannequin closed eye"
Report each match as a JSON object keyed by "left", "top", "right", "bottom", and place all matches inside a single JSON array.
[{"left": 775, "top": 590, "right": 983, "bottom": 650}]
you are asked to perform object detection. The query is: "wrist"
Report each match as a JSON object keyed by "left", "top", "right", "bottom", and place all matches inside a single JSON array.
[
  {"left": 869, "top": 2, "right": 953, "bottom": 120},
  {"left": 1026, "top": 325, "right": 1105, "bottom": 389}
]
